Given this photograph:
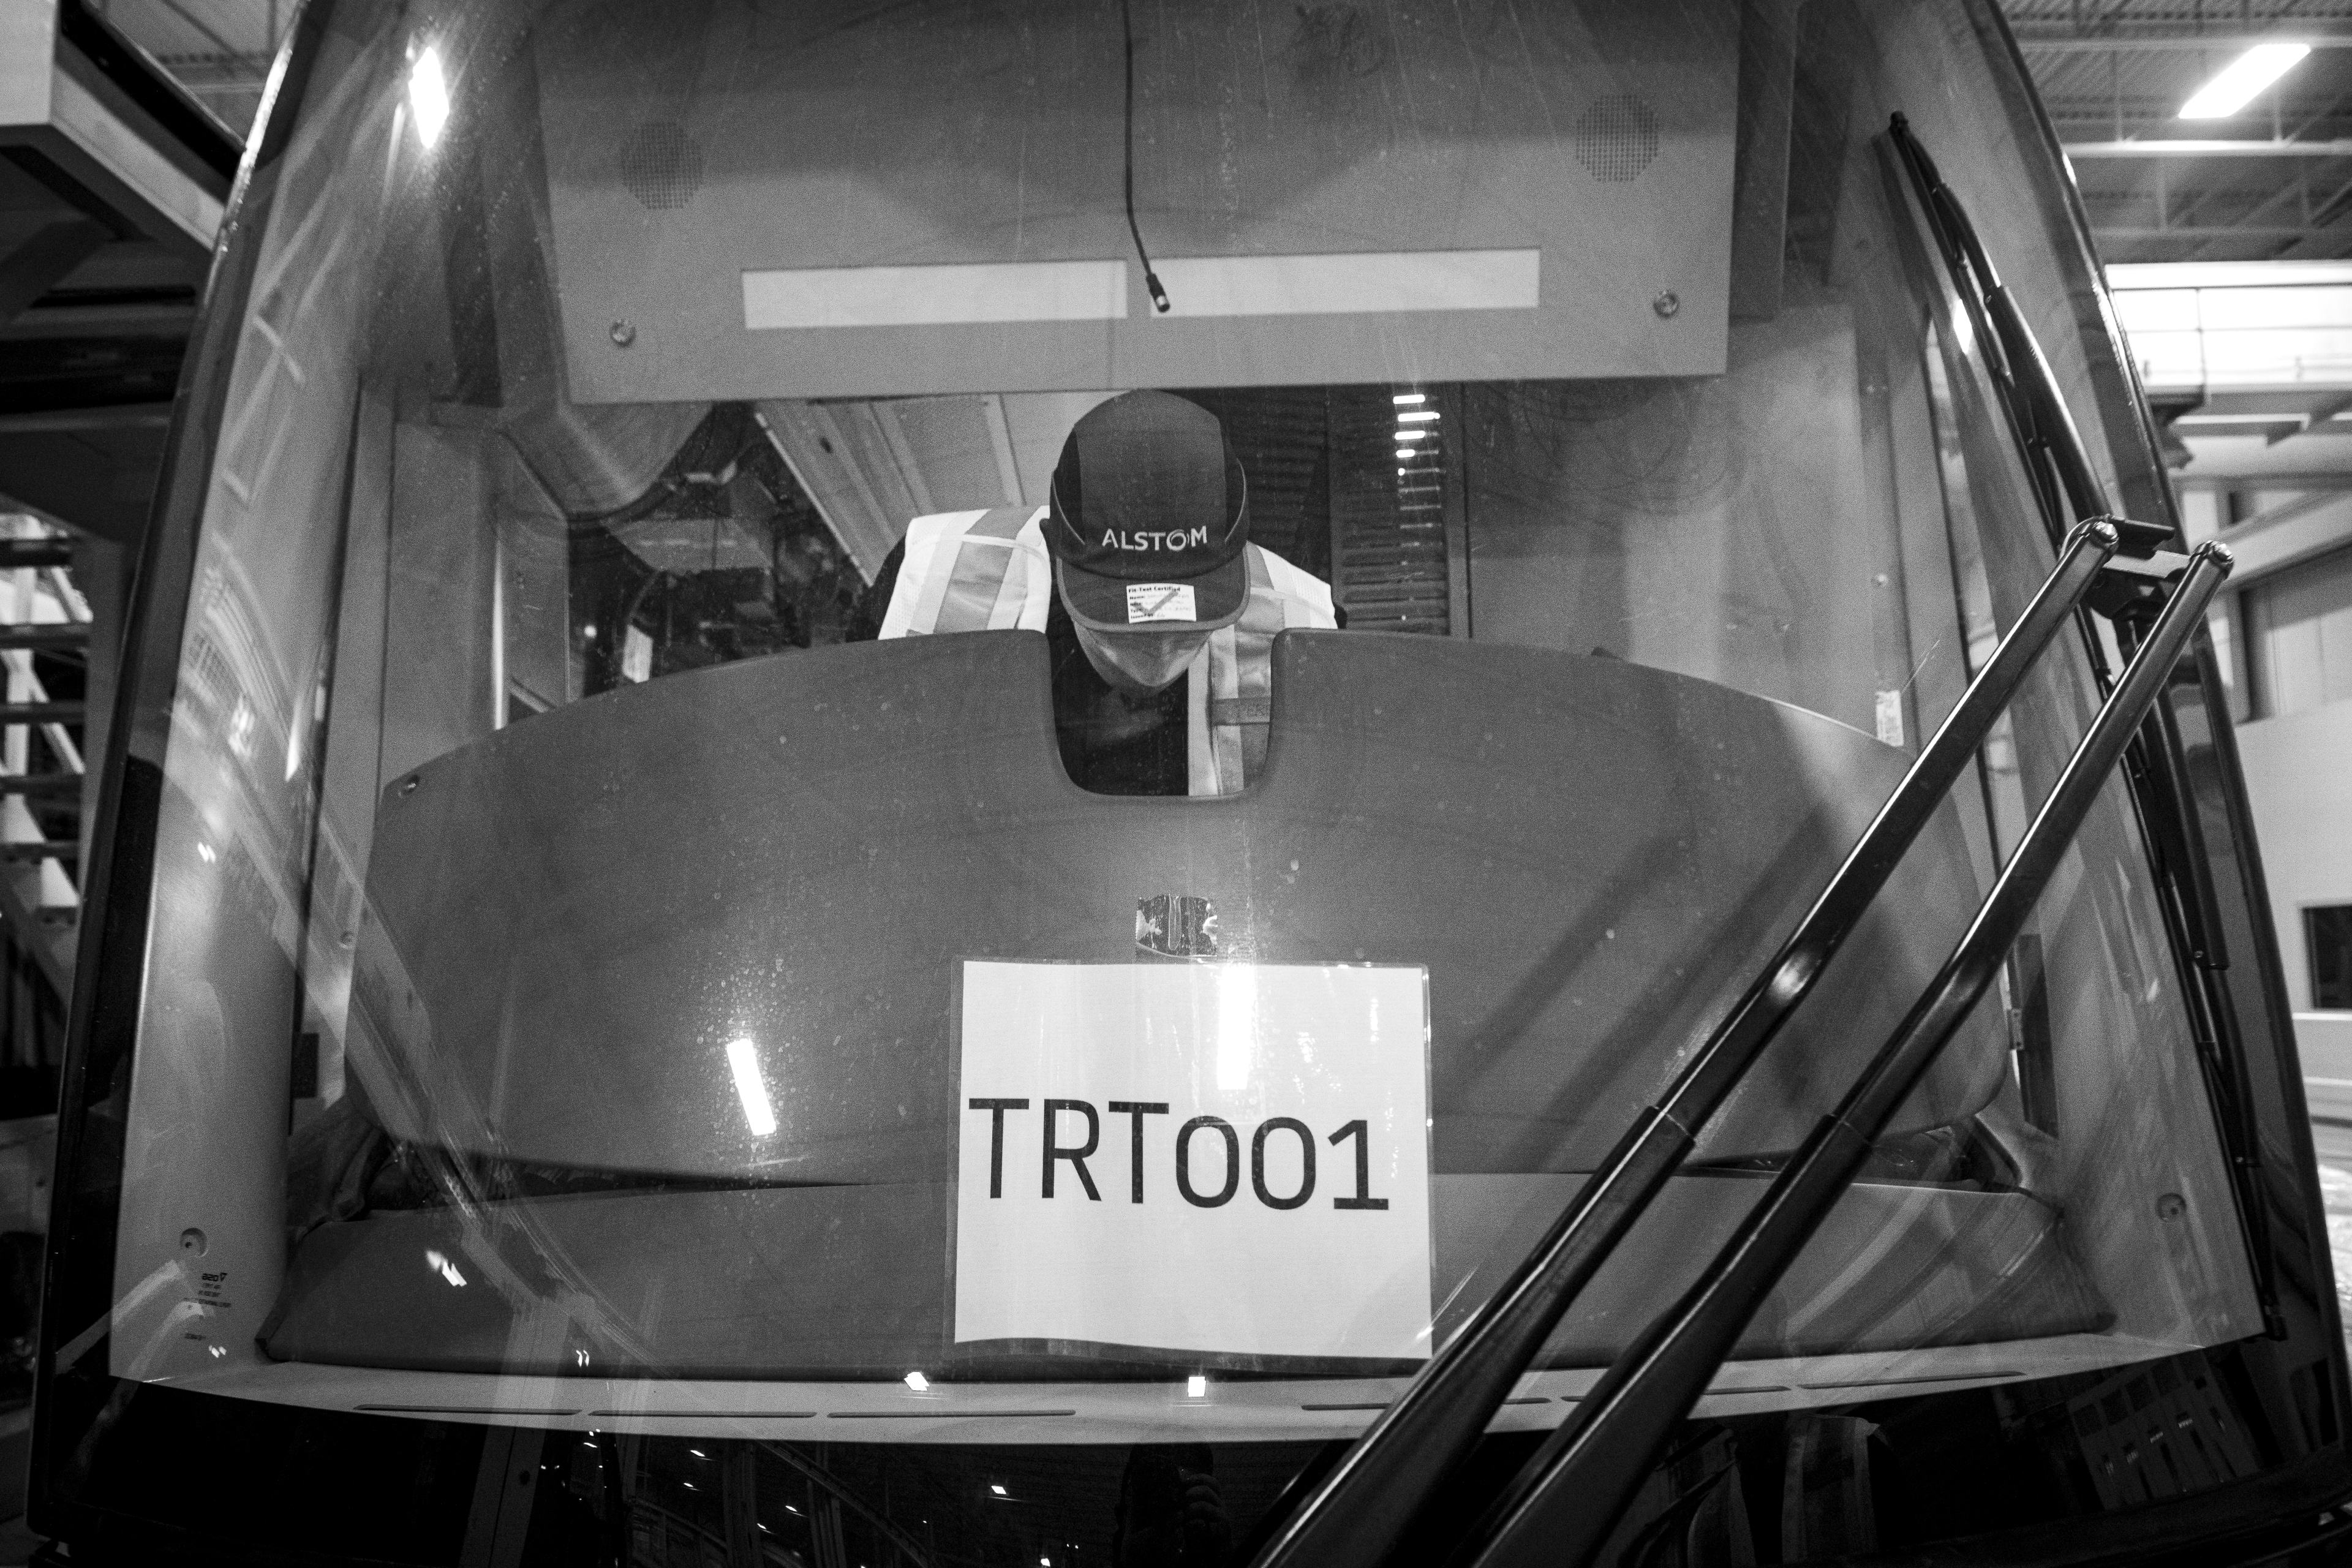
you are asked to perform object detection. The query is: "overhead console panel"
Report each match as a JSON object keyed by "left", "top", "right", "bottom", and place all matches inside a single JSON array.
[{"left": 535, "top": 0, "right": 1735, "bottom": 403}]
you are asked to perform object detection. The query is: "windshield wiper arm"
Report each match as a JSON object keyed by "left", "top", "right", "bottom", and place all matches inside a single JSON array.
[
  {"left": 1458, "top": 542, "right": 2234, "bottom": 1568},
  {"left": 1246, "top": 519, "right": 2120, "bottom": 1568}
]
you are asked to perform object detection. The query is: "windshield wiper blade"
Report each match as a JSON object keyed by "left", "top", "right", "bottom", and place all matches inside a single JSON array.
[
  {"left": 1890, "top": 111, "right": 2288, "bottom": 1339},
  {"left": 1889, "top": 112, "right": 2113, "bottom": 530},
  {"left": 1458, "top": 542, "right": 2235, "bottom": 1568},
  {"left": 1245, "top": 519, "right": 2120, "bottom": 1568}
]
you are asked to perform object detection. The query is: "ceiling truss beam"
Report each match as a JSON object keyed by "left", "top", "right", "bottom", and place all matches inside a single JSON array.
[
  {"left": 2065, "top": 139, "right": 2352, "bottom": 157},
  {"left": 2018, "top": 34, "right": 2352, "bottom": 53}
]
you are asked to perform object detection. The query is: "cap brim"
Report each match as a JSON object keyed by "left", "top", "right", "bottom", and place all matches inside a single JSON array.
[{"left": 1058, "top": 554, "right": 1249, "bottom": 635}]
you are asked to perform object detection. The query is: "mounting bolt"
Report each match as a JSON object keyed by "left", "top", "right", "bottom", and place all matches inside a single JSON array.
[
  {"left": 1652, "top": 291, "right": 1680, "bottom": 319},
  {"left": 2155, "top": 1192, "right": 2187, "bottom": 1220},
  {"left": 399, "top": 776, "right": 420, "bottom": 796},
  {"left": 609, "top": 320, "right": 636, "bottom": 347}
]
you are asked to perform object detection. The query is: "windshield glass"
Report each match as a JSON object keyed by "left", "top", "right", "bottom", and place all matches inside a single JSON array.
[{"left": 85, "top": 0, "right": 2296, "bottom": 1560}]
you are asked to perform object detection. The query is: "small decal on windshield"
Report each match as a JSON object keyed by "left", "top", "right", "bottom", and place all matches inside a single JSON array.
[{"left": 1137, "top": 894, "right": 1218, "bottom": 958}]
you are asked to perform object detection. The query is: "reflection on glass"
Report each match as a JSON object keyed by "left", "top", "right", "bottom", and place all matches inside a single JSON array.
[
  {"left": 726, "top": 1038, "right": 777, "bottom": 1139},
  {"left": 63, "top": 0, "right": 2312, "bottom": 1561}
]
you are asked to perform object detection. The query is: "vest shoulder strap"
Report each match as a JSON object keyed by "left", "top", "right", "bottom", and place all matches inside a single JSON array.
[
  {"left": 1187, "top": 545, "right": 1338, "bottom": 794},
  {"left": 878, "top": 506, "right": 1050, "bottom": 638}
]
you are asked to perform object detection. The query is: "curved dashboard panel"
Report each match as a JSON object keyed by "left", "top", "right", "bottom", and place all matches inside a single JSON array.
[{"left": 345, "top": 628, "right": 2002, "bottom": 1181}]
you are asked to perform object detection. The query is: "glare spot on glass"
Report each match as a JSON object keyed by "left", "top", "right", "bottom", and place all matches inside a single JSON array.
[
  {"left": 226, "top": 698, "right": 255, "bottom": 758},
  {"left": 409, "top": 46, "right": 451, "bottom": 149},
  {"left": 1393, "top": 429, "right": 1430, "bottom": 442},
  {"left": 726, "top": 1037, "right": 778, "bottom": 1137},
  {"left": 1216, "top": 966, "right": 1256, "bottom": 1090},
  {"left": 1186, "top": 1374, "right": 1207, "bottom": 1397},
  {"left": 1395, "top": 410, "right": 1439, "bottom": 423},
  {"left": 207, "top": 1344, "right": 226, "bottom": 1359},
  {"left": 2179, "top": 43, "right": 2309, "bottom": 119},
  {"left": 688, "top": 1447, "right": 706, "bottom": 1458},
  {"left": 423, "top": 1250, "right": 466, "bottom": 1287},
  {"left": 683, "top": 1481, "right": 697, "bottom": 1491},
  {"left": 195, "top": 842, "right": 216, "bottom": 864},
  {"left": 1391, "top": 392, "right": 1427, "bottom": 405},
  {"left": 1948, "top": 309, "right": 1975, "bottom": 358},
  {"left": 904, "top": 1370, "right": 929, "bottom": 1391},
  {"left": 1394, "top": 448, "right": 1414, "bottom": 460},
  {"left": 284, "top": 720, "right": 303, "bottom": 782},
  {"left": 990, "top": 1484, "right": 1008, "bottom": 1496}
]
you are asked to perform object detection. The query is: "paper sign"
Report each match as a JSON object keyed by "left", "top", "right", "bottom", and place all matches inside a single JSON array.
[{"left": 954, "top": 960, "right": 1433, "bottom": 1361}]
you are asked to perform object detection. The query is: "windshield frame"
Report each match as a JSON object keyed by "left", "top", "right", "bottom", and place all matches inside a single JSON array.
[{"left": 26, "top": 0, "right": 2352, "bottom": 1561}]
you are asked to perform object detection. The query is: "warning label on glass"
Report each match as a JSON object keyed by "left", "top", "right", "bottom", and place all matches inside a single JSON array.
[{"left": 952, "top": 960, "right": 1433, "bottom": 1361}]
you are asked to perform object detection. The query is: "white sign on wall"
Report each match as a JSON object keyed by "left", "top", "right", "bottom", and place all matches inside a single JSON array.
[{"left": 954, "top": 960, "right": 1433, "bottom": 1362}]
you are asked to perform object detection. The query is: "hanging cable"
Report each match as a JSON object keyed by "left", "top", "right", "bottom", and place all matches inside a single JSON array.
[{"left": 1122, "top": 0, "right": 1170, "bottom": 312}]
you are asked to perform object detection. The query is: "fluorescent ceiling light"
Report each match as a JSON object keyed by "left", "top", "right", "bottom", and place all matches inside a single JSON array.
[
  {"left": 409, "top": 46, "right": 451, "bottom": 148},
  {"left": 725, "top": 1037, "right": 777, "bottom": 1136},
  {"left": 2179, "top": 43, "right": 2310, "bottom": 119}
]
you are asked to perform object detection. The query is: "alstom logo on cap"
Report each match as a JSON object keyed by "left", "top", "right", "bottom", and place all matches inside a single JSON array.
[{"left": 1104, "top": 525, "right": 1212, "bottom": 552}]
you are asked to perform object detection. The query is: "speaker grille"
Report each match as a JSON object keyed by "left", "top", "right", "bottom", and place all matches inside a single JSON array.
[
  {"left": 620, "top": 122, "right": 704, "bottom": 209},
  {"left": 1574, "top": 96, "right": 1659, "bottom": 183}
]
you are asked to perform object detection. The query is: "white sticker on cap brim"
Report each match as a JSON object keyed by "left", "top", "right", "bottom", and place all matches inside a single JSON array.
[{"left": 1126, "top": 584, "right": 1197, "bottom": 624}]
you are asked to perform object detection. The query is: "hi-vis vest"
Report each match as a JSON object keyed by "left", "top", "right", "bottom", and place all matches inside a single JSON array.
[{"left": 878, "top": 505, "right": 1336, "bottom": 796}]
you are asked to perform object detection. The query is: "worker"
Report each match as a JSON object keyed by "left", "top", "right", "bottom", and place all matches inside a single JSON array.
[{"left": 851, "top": 391, "right": 1336, "bottom": 796}]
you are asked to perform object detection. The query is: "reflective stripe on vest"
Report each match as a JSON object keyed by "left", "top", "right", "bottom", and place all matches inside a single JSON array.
[{"left": 880, "top": 508, "right": 1335, "bottom": 796}]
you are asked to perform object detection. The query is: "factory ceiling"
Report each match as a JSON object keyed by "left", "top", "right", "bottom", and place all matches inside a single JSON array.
[
  {"left": 85, "top": 0, "right": 2352, "bottom": 270},
  {"left": 2007, "top": 4, "right": 2352, "bottom": 262}
]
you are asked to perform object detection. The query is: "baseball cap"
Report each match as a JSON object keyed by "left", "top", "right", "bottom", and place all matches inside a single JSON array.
[{"left": 1047, "top": 391, "right": 1250, "bottom": 634}]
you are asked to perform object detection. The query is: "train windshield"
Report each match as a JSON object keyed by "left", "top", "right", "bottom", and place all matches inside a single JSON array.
[{"left": 83, "top": 0, "right": 2307, "bottom": 1561}]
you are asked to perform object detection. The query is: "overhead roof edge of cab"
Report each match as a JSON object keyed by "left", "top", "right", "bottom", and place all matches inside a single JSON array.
[
  {"left": 52, "top": 0, "right": 241, "bottom": 197},
  {"left": 0, "top": 0, "right": 239, "bottom": 262}
]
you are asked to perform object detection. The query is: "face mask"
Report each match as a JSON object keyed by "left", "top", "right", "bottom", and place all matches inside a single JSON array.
[{"left": 1073, "top": 622, "right": 1210, "bottom": 695}]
